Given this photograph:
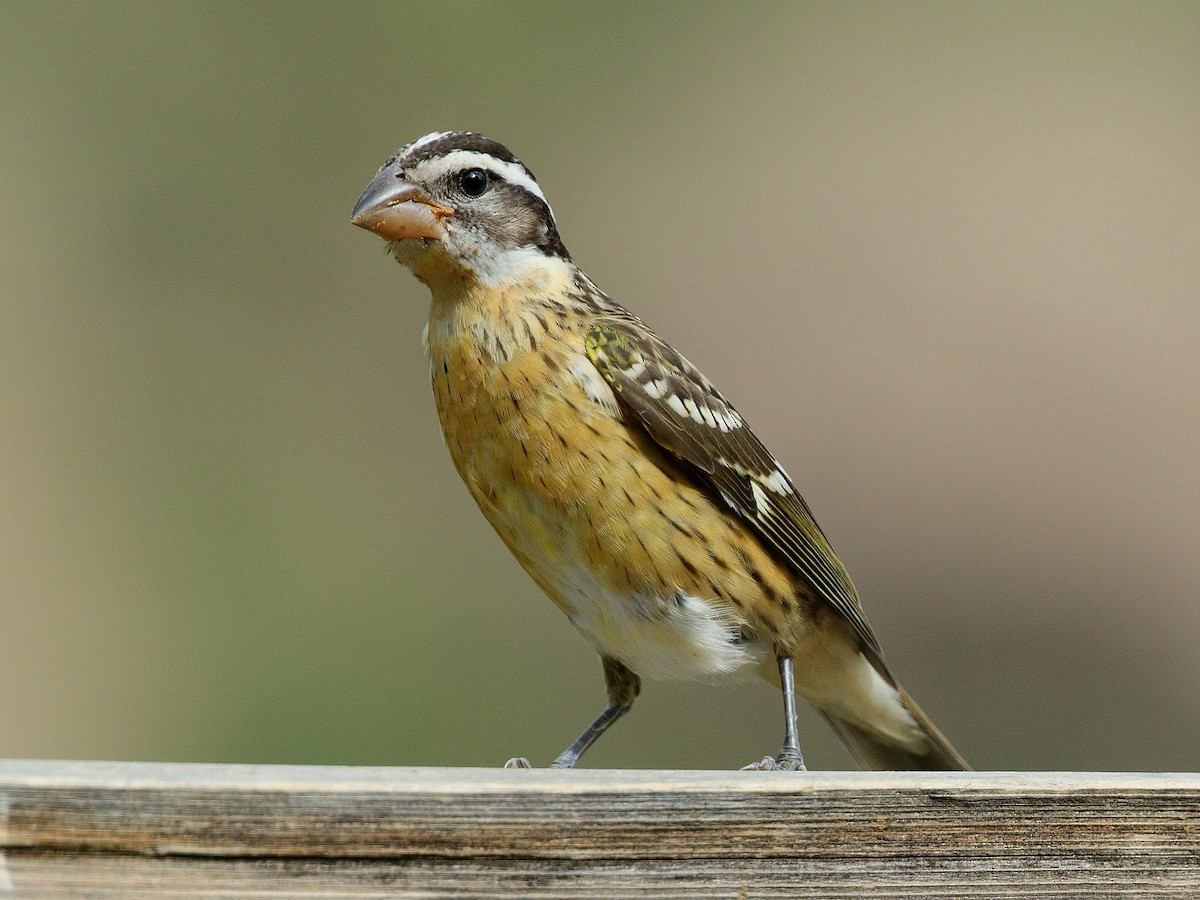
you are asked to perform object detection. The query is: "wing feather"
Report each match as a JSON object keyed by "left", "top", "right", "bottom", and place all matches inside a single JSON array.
[{"left": 586, "top": 316, "right": 882, "bottom": 658}]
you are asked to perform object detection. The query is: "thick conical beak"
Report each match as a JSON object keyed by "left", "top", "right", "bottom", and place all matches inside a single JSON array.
[{"left": 351, "top": 159, "right": 452, "bottom": 241}]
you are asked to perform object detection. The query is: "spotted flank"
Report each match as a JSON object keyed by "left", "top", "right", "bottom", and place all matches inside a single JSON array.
[{"left": 586, "top": 314, "right": 882, "bottom": 658}]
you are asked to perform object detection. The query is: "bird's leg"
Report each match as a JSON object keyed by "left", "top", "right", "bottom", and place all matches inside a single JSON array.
[
  {"left": 775, "top": 654, "right": 807, "bottom": 770},
  {"left": 505, "top": 657, "right": 641, "bottom": 769},
  {"left": 742, "top": 654, "right": 807, "bottom": 771},
  {"left": 550, "top": 657, "right": 641, "bottom": 768}
]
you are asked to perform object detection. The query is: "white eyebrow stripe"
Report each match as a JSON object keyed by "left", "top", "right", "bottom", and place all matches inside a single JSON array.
[{"left": 411, "top": 150, "right": 554, "bottom": 219}]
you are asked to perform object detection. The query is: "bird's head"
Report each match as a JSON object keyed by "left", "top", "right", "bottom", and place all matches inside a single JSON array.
[{"left": 351, "top": 131, "right": 569, "bottom": 289}]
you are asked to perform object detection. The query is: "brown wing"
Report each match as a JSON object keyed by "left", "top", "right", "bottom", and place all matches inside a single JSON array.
[{"left": 586, "top": 316, "right": 882, "bottom": 658}]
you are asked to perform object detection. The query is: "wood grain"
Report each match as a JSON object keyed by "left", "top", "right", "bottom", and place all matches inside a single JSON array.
[{"left": 1, "top": 762, "right": 1198, "bottom": 897}]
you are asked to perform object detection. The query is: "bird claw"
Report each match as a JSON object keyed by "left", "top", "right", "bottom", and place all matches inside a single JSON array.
[
  {"left": 741, "top": 755, "right": 806, "bottom": 772},
  {"left": 503, "top": 756, "right": 578, "bottom": 769},
  {"left": 741, "top": 756, "right": 780, "bottom": 771}
]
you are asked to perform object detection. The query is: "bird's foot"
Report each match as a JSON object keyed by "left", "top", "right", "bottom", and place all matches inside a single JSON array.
[
  {"left": 503, "top": 756, "right": 577, "bottom": 769},
  {"left": 741, "top": 755, "right": 806, "bottom": 772}
]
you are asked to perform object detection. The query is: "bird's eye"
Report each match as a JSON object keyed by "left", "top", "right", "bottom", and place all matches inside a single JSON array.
[{"left": 459, "top": 168, "right": 489, "bottom": 198}]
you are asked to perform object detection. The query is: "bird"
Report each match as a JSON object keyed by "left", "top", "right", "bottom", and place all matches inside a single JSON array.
[{"left": 351, "top": 131, "right": 968, "bottom": 771}]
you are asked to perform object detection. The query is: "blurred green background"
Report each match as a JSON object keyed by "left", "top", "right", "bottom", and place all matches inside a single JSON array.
[{"left": 1, "top": 2, "right": 1197, "bottom": 772}]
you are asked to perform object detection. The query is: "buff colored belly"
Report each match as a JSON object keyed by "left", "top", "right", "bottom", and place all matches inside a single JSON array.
[
  {"left": 486, "top": 469, "right": 764, "bottom": 680},
  {"left": 430, "top": 335, "right": 764, "bottom": 680}
]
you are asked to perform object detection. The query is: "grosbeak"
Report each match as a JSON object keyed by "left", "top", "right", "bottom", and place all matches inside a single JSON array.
[{"left": 351, "top": 131, "right": 967, "bottom": 770}]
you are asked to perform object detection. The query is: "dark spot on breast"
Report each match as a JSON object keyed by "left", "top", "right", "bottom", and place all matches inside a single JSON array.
[
  {"left": 748, "top": 564, "right": 773, "bottom": 597},
  {"left": 665, "top": 515, "right": 689, "bottom": 537}
]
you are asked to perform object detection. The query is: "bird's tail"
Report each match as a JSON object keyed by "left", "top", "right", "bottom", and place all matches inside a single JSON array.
[{"left": 820, "top": 684, "right": 970, "bottom": 771}]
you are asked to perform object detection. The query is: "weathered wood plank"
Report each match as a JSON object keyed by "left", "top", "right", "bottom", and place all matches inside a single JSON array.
[{"left": 1, "top": 762, "right": 1198, "bottom": 897}]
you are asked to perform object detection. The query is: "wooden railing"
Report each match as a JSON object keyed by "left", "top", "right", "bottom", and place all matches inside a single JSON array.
[{"left": 1, "top": 761, "right": 1197, "bottom": 896}]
